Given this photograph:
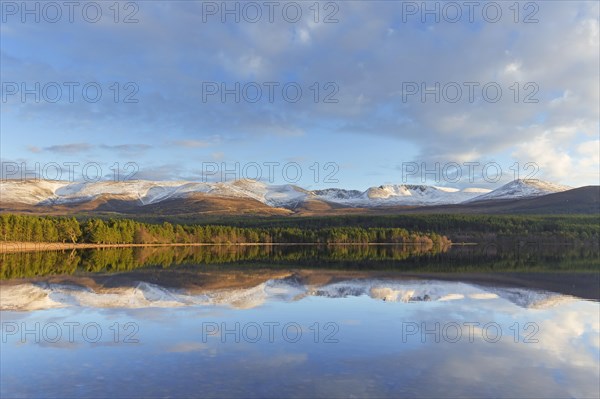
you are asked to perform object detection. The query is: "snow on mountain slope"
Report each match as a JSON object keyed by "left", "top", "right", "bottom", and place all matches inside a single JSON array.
[
  {"left": 313, "top": 184, "right": 491, "bottom": 206},
  {"left": 0, "top": 180, "right": 67, "bottom": 204},
  {"left": 312, "top": 188, "right": 363, "bottom": 201},
  {"left": 0, "top": 180, "right": 216, "bottom": 206},
  {"left": 0, "top": 178, "right": 572, "bottom": 209},
  {"left": 140, "top": 182, "right": 212, "bottom": 204},
  {"left": 207, "top": 179, "right": 308, "bottom": 206},
  {"left": 467, "top": 179, "right": 571, "bottom": 202},
  {"left": 50, "top": 180, "right": 200, "bottom": 205},
  {"left": 0, "top": 179, "right": 308, "bottom": 207}
]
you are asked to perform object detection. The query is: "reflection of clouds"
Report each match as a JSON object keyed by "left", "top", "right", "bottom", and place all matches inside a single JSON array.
[
  {"left": 1, "top": 288, "right": 598, "bottom": 398},
  {"left": 112, "top": 306, "right": 216, "bottom": 320},
  {"left": 418, "top": 346, "right": 576, "bottom": 398},
  {"left": 340, "top": 319, "right": 362, "bottom": 326},
  {"left": 532, "top": 303, "right": 600, "bottom": 371},
  {"left": 469, "top": 293, "right": 498, "bottom": 300},
  {"left": 105, "top": 306, "right": 228, "bottom": 323},
  {"left": 439, "top": 294, "right": 465, "bottom": 301},
  {"left": 311, "top": 376, "right": 385, "bottom": 398},
  {"left": 0, "top": 310, "right": 34, "bottom": 322},
  {"left": 587, "top": 329, "right": 600, "bottom": 350},
  {"left": 36, "top": 340, "right": 82, "bottom": 350},
  {"left": 259, "top": 353, "right": 308, "bottom": 368},
  {"left": 167, "top": 341, "right": 207, "bottom": 353},
  {"left": 418, "top": 302, "right": 599, "bottom": 397},
  {"left": 335, "top": 337, "right": 598, "bottom": 398}
]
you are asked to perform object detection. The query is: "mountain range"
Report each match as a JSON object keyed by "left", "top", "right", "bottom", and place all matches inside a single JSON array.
[{"left": 1, "top": 178, "right": 597, "bottom": 216}]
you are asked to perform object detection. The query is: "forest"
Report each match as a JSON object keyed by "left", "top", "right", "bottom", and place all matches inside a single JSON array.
[
  {"left": 215, "top": 213, "right": 600, "bottom": 243},
  {"left": 0, "top": 214, "right": 450, "bottom": 246}
]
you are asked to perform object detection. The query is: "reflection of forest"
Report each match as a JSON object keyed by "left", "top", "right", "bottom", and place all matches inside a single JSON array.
[
  {"left": 1, "top": 243, "right": 442, "bottom": 279},
  {"left": 1, "top": 241, "right": 598, "bottom": 279}
]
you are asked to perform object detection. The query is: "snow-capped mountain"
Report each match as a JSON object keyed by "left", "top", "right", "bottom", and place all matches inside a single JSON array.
[
  {"left": 466, "top": 179, "right": 572, "bottom": 202},
  {"left": 0, "top": 179, "right": 309, "bottom": 207},
  {"left": 206, "top": 179, "right": 309, "bottom": 207},
  {"left": 0, "top": 178, "right": 574, "bottom": 209},
  {"left": 315, "top": 184, "right": 492, "bottom": 206},
  {"left": 312, "top": 188, "right": 363, "bottom": 200}
]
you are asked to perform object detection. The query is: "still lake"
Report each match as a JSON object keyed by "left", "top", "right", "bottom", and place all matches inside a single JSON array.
[{"left": 1, "top": 244, "right": 599, "bottom": 398}]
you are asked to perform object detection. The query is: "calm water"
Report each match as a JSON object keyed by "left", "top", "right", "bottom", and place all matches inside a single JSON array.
[{"left": 1, "top": 245, "right": 599, "bottom": 398}]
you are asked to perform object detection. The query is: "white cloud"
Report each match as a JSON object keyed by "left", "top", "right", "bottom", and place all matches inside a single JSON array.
[
  {"left": 1, "top": 1, "right": 598, "bottom": 186},
  {"left": 510, "top": 118, "right": 598, "bottom": 186}
]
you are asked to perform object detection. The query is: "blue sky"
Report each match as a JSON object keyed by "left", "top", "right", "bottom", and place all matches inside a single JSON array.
[{"left": 1, "top": 0, "right": 598, "bottom": 190}]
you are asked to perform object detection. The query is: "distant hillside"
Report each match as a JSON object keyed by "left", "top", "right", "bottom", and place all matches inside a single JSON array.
[{"left": 0, "top": 179, "right": 595, "bottom": 216}]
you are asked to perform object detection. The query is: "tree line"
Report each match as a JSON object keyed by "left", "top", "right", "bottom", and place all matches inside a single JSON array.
[
  {"left": 0, "top": 214, "right": 451, "bottom": 246},
  {"left": 216, "top": 214, "right": 600, "bottom": 243}
]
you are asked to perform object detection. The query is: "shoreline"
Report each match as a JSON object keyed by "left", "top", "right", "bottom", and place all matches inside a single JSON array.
[{"left": 0, "top": 241, "right": 455, "bottom": 253}]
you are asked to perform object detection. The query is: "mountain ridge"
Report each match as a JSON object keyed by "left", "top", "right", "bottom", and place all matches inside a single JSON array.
[{"left": 0, "top": 178, "right": 587, "bottom": 215}]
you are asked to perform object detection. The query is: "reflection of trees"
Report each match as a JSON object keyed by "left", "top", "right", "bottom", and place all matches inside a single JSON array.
[
  {"left": 1, "top": 244, "right": 447, "bottom": 279},
  {"left": 1, "top": 250, "right": 80, "bottom": 278},
  {"left": 411, "top": 241, "right": 600, "bottom": 272},
  {"left": 1, "top": 241, "right": 597, "bottom": 279}
]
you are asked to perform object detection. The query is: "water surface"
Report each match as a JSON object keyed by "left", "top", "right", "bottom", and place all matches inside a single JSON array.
[{"left": 1, "top": 245, "right": 598, "bottom": 398}]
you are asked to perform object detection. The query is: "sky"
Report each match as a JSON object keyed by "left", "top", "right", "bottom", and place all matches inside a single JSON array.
[{"left": 1, "top": 0, "right": 599, "bottom": 191}]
